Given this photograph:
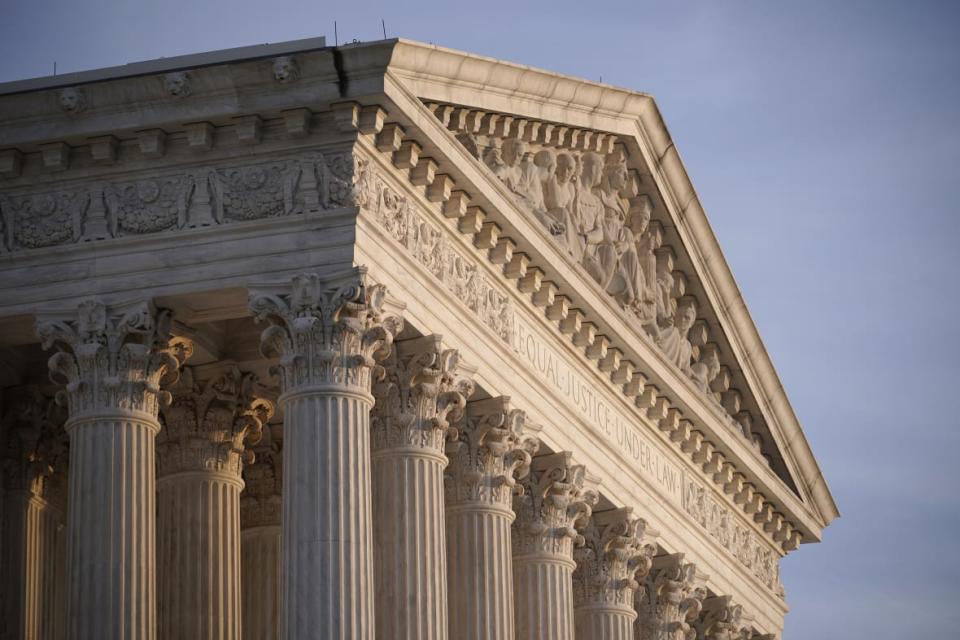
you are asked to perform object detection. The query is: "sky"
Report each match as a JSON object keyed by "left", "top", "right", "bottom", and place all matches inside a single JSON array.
[{"left": 1, "top": 1, "right": 958, "bottom": 637}]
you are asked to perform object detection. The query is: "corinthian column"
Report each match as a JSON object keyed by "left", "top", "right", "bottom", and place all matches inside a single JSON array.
[
  {"left": 634, "top": 554, "right": 707, "bottom": 640},
  {"left": 573, "top": 508, "right": 657, "bottom": 640},
  {"left": 36, "top": 300, "right": 191, "bottom": 640},
  {"left": 240, "top": 425, "right": 282, "bottom": 640},
  {"left": 445, "top": 397, "right": 539, "bottom": 640},
  {"left": 0, "top": 387, "right": 68, "bottom": 640},
  {"left": 156, "top": 365, "right": 274, "bottom": 640},
  {"left": 371, "top": 335, "right": 474, "bottom": 640},
  {"left": 512, "top": 452, "right": 598, "bottom": 640},
  {"left": 249, "top": 271, "right": 402, "bottom": 640}
]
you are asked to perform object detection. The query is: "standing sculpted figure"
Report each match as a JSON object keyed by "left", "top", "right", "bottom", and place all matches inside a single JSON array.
[
  {"left": 656, "top": 298, "right": 697, "bottom": 375},
  {"left": 576, "top": 152, "right": 608, "bottom": 285}
]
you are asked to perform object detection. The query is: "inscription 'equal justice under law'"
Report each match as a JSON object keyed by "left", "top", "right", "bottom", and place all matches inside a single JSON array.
[{"left": 510, "top": 315, "right": 683, "bottom": 502}]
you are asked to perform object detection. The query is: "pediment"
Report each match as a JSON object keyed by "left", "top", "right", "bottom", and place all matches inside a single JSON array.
[{"left": 354, "top": 39, "right": 838, "bottom": 540}]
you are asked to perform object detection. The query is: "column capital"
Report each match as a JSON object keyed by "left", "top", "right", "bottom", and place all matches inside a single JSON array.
[
  {"left": 249, "top": 269, "right": 403, "bottom": 396},
  {"left": 36, "top": 299, "right": 193, "bottom": 423},
  {"left": 693, "top": 596, "right": 748, "bottom": 640},
  {"left": 635, "top": 553, "right": 708, "bottom": 640},
  {"left": 241, "top": 424, "right": 282, "bottom": 529},
  {"left": 513, "top": 452, "right": 599, "bottom": 560},
  {"left": 1, "top": 385, "right": 68, "bottom": 501},
  {"left": 446, "top": 396, "right": 539, "bottom": 511},
  {"left": 573, "top": 507, "right": 658, "bottom": 609},
  {"left": 371, "top": 335, "right": 474, "bottom": 456},
  {"left": 157, "top": 365, "right": 274, "bottom": 479}
]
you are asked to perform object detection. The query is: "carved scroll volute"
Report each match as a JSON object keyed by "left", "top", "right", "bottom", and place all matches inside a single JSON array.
[
  {"left": 370, "top": 335, "right": 475, "bottom": 455},
  {"left": 573, "top": 507, "right": 659, "bottom": 607},
  {"left": 35, "top": 299, "right": 193, "bottom": 422},
  {"left": 694, "top": 596, "right": 747, "bottom": 640},
  {"left": 1, "top": 386, "right": 68, "bottom": 499},
  {"left": 249, "top": 270, "right": 403, "bottom": 395},
  {"left": 445, "top": 396, "right": 540, "bottom": 508},
  {"left": 512, "top": 451, "right": 599, "bottom": 558},
  {"left": 157, "top": 365, "right": 275, "bottom": 477},
  {"left": 635, "top": 553, "right": 707, "bottom": 640}
]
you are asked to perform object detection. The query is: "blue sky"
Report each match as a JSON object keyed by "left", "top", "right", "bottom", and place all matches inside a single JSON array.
[{"left": 2, "top": 1, "right": 958, "bottom": 637}]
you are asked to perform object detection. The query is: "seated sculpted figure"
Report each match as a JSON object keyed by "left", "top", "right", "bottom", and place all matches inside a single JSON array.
[
  {"left": 691, "top": 343, "right": 721, "bottom": 394},
  {"left": 598, "top": 152, "right": 651, "bottom": 308},
  {"left": 540, "top": 151, "right": 583, "bottom": 260},
  {"left": 484, "top": 140, "right": 511, "bottom": 185},
  {"left": 575, "top": 152, "right": 608, "bottom": 285},
  {"left": 656, "top": 298, "right": 697, "bottom": 375}
]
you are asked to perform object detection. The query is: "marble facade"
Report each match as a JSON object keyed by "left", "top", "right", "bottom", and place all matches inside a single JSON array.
[{"left": 0, "top": 36, "right": 836, "bottom": 639}]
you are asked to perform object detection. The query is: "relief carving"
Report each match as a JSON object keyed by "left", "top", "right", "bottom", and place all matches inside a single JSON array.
[
  {"left": 212, "top": 162, "right": 297, "bottom": 221},
  {"left": 361, "top": 160, "right": 515, "bottom": 344},
  {"left": 682, "top": 476, "right": 782, "bottom": 595},
  {"left": 0, "top": 190, "right": 88, "bottom": 249},
  {"left": 105, "top": 175, "right": 194, "bottom": 234}
]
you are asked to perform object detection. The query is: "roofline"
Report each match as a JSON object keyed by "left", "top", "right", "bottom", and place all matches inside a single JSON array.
[
  {"left": 0, "top": 36, "right": 327, "bottom": 96},
  {"left": 376, "top": 38, "right": 839, "bottom": 528}
]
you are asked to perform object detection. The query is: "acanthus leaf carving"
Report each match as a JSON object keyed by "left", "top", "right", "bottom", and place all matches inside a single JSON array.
[
  {"left": 573, "top": 507, "right": 658, "bottom": 609},
  {"left": 512, "top": 451, "right": 599, "bottom": 559},
  {"left": 0, "top": 385, "right": 69, "bottom": 504},
  {"left": 249, "top": 271, "right": 403, "bottom": 394},
  {"left": 157, "top": 365, "right": 274, "bottom": 477},
  {"left": 35, "top": 299, "right": 193, "bottom": 421},
  {"left": 240, "top": 424, "right": 282, "bottom": 529},
  {"left": 634, "top": 553, "right": 707, "bottom": 640},
  {"left": 371, "top": 335, "right": 475, "bottom": 455},
  {"left": 444, "top": 396, "right": 539, "bottom": 509}
]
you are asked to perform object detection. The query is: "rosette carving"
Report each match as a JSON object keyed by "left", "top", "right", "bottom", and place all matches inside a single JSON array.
[
  {"left": 512, "top": 452, "right": 598, "bottom": 558},
  {"left": 157, "top": 365, "right": 274, "bottom": 477},
  {"left": 573, "top": 507, "right": 658, "bottom": 608},
  {"left": 635, "top": 554, "right": 707, "bottom": 640},
  {"left": 445, "top": 396, "right": 539, "bottom": 509},
  {"left": 249, "top": 271, "right": 403, "bottom": 394},
  {"left": 240, "top": 424, "right": 282, "bottom": 528},
  {"left": 371, "top": 335, "right": 475, "bottom": 454},
  {"left": 0, "top": 386, "right": 68, "bottom": 501},
  {"left": 35, "top": 300, "right": 193, "bottom": 421},
  {"left": 0, "top": 190, "right": 88, "bottom": 250}
]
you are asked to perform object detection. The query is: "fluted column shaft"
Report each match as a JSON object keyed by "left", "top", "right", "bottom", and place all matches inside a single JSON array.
[
  {"left": 249, "top": 272, "right": 402, "bottom": 640},
  {"left": 65, "top": 413, "right": 159, "bottom": 639},
  {"left": 575, "top": 607, "right": 635, "bottom": 640},
  {"left": 373, "top": 446, "right": 447, "bottom": 640},
  {"left": 241, "top": 427, "right": 282, "bottom": 640},
  {"left": 283, "top": 390, "right": 376, "bottom": 638},
  {"left": 0, "top": 490, "right": 65, "bottom": 640},
  {"left": 513, "top": 555, "right": 577, "bottom": 640},
  {"left": 241, "top": 526, "right": 281, "bottom": 640},
  {"left": 156, "top": 472, "right": 243, "bottom": 639},
  {"left": 446, "top": 506, "right": 515, "bottom": 640}
]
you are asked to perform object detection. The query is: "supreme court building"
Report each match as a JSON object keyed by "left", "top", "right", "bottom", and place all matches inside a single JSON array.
[{"left": 0, "top": 37, "right": 837, "bottom": 640}]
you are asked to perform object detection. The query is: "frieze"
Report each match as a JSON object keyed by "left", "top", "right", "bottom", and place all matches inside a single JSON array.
[
  {"left": 0, "top": 150, "right": 363, "bottom": 253},
  {"left": 361, "top": 161, "right": 514, "bottom": 343},
  {"left": 683, "top": 477, "right": 782, "bottom": 595}
]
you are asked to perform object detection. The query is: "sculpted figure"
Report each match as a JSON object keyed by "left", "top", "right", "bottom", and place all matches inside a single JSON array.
[
  {"left": 500, "top": 138, "right": 524, "bottom": 192},
  {"left": 656, "top": 298, "right": 697, "bottom": 375},
  {"left": 272, "top": 56, "right": 300, "bottom": 83},
  {"left": 58, "top": 87, "right": 86, "bottom": 113},
  {"left": 691, "top": 344, "right": 721, "bottom": 393},
  {"left": 163, "top": 72, "right": 191, "bottom": 98},
  {"left": 484, "top": 140, "right": 511, "bottom": 185},
  {"left": 576, "top": 152, "right": 608, "bottom": 285},
  {"left": 542, "top": 151, "right": 583, "bottom": 257},
  {"left": 528, "top": 149, "right": 565, "bottom": 235},
  {"left": 635, "top": 215, "right": 662, "bottom": 329}
]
